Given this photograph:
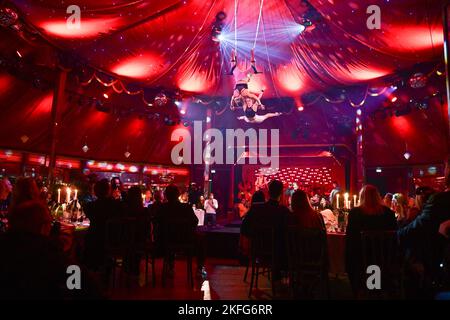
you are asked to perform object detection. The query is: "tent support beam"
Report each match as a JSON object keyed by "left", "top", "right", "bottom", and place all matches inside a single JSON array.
[
  {"left": 443, "top": 4, "right": 450, "bottom": 173},
  {"left": 47, "top": 68, "right": 67, "bottom": 187}
]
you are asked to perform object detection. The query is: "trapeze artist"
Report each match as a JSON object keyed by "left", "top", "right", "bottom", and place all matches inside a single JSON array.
[{"left": 229, "top": 49, "right": 282, "bottom": 123}]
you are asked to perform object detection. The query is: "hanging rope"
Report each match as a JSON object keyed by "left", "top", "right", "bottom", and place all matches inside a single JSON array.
[
  {"left": 234, "top": 0, "right": 238, "bottom": 53},
  {"left": 252, "top": 0, "right": 264, "bottom": 49}
]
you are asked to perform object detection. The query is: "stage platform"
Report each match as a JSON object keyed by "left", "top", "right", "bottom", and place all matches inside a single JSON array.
[{"left": 200, "top": 219, "right": 242, "bottom": 259}]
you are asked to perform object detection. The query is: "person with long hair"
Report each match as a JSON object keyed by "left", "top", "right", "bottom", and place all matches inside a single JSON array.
[
  {"left": 345, "top": 185, "right": 397, "bottom": 296},
  {"left": 290, "top": 190, "right": 325, "bottom": 231},
  {"left": 10, "top": 177, "right": 41, "bottom": 210},
  {"left": 392, "top": 193, "right": 408, "bottom": 227}
]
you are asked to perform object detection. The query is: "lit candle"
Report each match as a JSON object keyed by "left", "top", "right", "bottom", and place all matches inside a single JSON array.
[
  {"left": 57, "top": 188, "right": 61, "bottom": 203},
  {"left": 336, "top": 194, "right": 339, "bottom": 209},
  {"left": 74, "top": 189, "right": 78, "bottom": 200},
  {"left": 353, "top": 195, "right": 357, "bottom": 207},
  {"left": 66, "top": 187, "right": 71, "bottom": 203},
  {"left": 344, "top": 193, "right": 349, "bottom": 209}
]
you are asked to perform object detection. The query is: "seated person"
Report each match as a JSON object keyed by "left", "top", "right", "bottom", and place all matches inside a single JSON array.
[
  {"left": 241, "top": 180, "right": 290, "bottom": 281},
  {"left": 345, "top": 185, "right": 397, "bottom": 296},
  {"left": 0, "top": 201, "right": 103, "bottom": 299},
  {"left": 290, "top": 190, "right": 325, "bottom": 231},
  {"left": 153, "top": 185, "right": 206, "bottom": 276},
  {"left": 83, "top": 179, "right": 122, "bottom": 270}
]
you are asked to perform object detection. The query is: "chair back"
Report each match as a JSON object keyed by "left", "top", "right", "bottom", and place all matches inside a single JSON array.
[
  {"left": 105, "top": 217, "right": 137, "bottom": 255},
  {"left": 161, "top": 218, "right": 196, "bottom": 252},
  {"left": 249, "top": 224, "right": 275, "bottom": 266},
  {"left": 360, "top": 230, "right": 399, "bottom": 272},
  {"left": 287, "top": 227, "right": 327, "bottom": 274}
]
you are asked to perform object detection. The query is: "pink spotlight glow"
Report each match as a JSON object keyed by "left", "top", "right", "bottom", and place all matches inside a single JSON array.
[
  {"left": 40, "top": 18, "right": 120, "bottom": 38},
  {"left": 178, "top": 71, "right": 213, "bottom": 93},
  {"left": 112, "top": 54, "right": 164, "bottom": 79},
  {"left": 346, "top": 66, "right": 392, "bottom": 81},
  {"left": 276, "top": 64, "right": 304, "bottom": 93},
  {"left": 386, "top": 25, "right": 444, "bottom": 52},
  {"left": 390, "top": 116, "right": 411, "bottom": 137}
]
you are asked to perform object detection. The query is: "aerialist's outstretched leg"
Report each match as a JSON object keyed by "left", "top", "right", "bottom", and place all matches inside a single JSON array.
[{"left": 259, "top": 112, "right": 282, "bottom": 121}]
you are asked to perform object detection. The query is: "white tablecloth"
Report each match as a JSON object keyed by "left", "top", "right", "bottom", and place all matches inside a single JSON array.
[{"left": 194, "top": 209, "right": 205, "bottom": 226}]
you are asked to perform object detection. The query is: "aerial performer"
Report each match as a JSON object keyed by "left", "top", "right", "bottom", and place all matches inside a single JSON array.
[{"left": 229, "top": 49, "right": 282, "bottom": 123}]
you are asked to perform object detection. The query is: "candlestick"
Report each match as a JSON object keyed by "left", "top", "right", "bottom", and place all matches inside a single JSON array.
[
  {"left": 336, "top": 194, "right": 339, "bottom": 209},
  {"left": 74, "top": 189, "right": 78, "bottom": 200},
  {"left": 57, "top": 188, "right": 61, "bottom": 203},
  {"left": 353, "top": 195, "right": 357, "bottom": 207},
  {"left": 66, "top": 187, "right": 71, "bottom": 203}
]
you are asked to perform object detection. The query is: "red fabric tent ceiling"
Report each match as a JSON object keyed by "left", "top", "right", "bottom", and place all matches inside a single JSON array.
[{"left": 8, "top": 0, "right": 445, "bottom": 98}]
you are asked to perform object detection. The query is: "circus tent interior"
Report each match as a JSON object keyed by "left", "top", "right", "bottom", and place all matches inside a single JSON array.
[{"left": 0, "top": 0, "right": 449, "bottom": 302}]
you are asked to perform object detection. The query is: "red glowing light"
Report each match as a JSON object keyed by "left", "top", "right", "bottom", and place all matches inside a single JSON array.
[
  {"left": 40, "top": 18, "right": 120, "bottom": 38},
  {"left": 103, "top": 93, "right": 109, "bottom": 99},
  {"left": 385, "top": 25, "right": 444, "bottom": 52},
  {"left": 112, "top": 53, "right": 164, "bottom": 79},
  {"left": 297, "top": 106, "right": 304, "bottom": 111},
  {"left": 276, "top": 64, "right": 305, "bottom": 93},
  {"left": 180, "top": 109, "right": 186, "bottom": 115},
  {"left": 391, "top": 96, "right": 398, "bottom": 103},
  {"left": 346, "top": 66, "right": 392, "bottom": 81}
]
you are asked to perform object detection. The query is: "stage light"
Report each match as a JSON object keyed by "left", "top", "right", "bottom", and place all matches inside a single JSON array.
[
  {"left": 297, "top": 105, "right": 304, "bottom": 111},
  {"left": 390, "top": 85, "right": 398, "bottom": 91},
  {"left": 376, "top": 168, "right": 382, "bottom": 173},
  {"left": 356, "top": 109, "right": 362, "bottom": 116},
  {"left": 217, "top": 33, "right": 225, "bottom": 42},
  {"left": 436, "top": 70, "right": 443, "bottom": 76},
  {"left": 103, "top": 93, "right": 109, "bottom": 99},
  {"left": 180, "top": 109, "right": 186, "bottom": 115},
  {"left": 82, "top": 144, "right": 89, "bottom": 153},
  {"left": 391, "top": 96, "right": 397, "bottom": 103},
  {"left": 124, "top": 151, "right": 131, "bottom": 158},
  {"left": 297, "top": 24, "right": 306, "bottom": 34},
  {"left": 206, "top": 116, "right": 211, "bottom": 123},
  {"left": 403, "top": 151, "right": 411, "bottom": 160},
  {"left": 174, "top": 100, "right": 182, "bottom": 107},
  {"left": 16, "top": 50, "right": 22, "bottom": 58}
]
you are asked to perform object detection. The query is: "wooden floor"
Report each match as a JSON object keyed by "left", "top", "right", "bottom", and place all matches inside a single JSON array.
[{"left": 108, "top": 258, "right": 354, "bottom": 300}]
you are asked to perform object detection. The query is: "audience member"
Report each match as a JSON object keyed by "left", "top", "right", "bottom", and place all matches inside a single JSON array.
[
  {"left": 290, "top": 190, "right": 325, "bottom": 231},
  {"left": 241, "top": 180, "right": 290, "bottom": 281},
  {"left": 10, "top": 177, "right": 41, "bottom": 210},
  {"left": 83, "top": 179, "right": 121, "bottom": 270},
  {"left": 392, "top": 193, "right": 408, "bottom": 227},
  {"left": 345, "top": 185, "right": 397, "bottom": 296},
  {"left": 153, "top": 185, "right": 205, "bottom": 276},
  {"left": 398, "top": 170, "right": 450, "bottom": 296}
]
